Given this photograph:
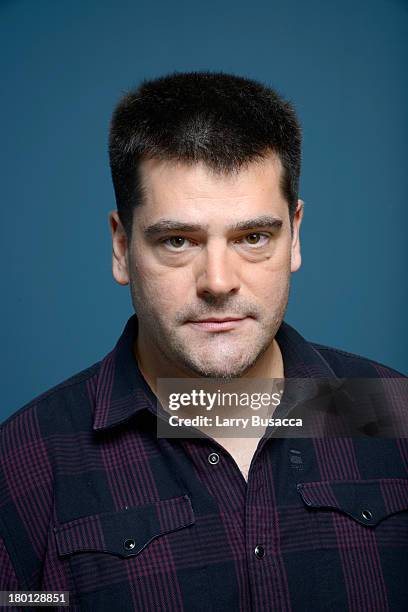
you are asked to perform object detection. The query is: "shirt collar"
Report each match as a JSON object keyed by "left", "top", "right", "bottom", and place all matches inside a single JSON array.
[{"left": 93, "top": 314, "right": 338, "bottom": 432}]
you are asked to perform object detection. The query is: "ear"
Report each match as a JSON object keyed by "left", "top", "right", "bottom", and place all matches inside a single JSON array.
[
  {"left": 290, "top": 199, "right": 304, "bottom": 273},
  {"left": 109, "top": 210, "right": 130, "bottom": 285}
]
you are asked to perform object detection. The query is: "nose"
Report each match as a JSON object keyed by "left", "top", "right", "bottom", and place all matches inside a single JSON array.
[{"left": 195, "top": 240, "right": 241, "bottom": 298}]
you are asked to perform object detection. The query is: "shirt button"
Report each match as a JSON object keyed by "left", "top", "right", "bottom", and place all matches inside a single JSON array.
[
  {"left": 254, "top": 544, "right": 265, "bottom": 559},
  {"left": 361, "top": 509, "right": 373, "bottom": 521},
  {"left": 208, "top": 452, "right": 220, "bottom": 465},
  {"left": 124, "top": 538, "right": 136, "bottom": 550}
]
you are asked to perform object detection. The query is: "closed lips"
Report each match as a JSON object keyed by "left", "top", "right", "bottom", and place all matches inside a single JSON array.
[{"left": 186, "top": 317, "right": 251, "bottom": 331}]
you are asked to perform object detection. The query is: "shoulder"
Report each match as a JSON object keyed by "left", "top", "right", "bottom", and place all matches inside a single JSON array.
[
  {"left": 309, "top": 342, "right": 407, "bottom": 378},
  {"left": 0, "top": 360, "right": 102, "bottom": 433},
  {"left": 0, "top": 362, "right": 104, "bottom": 591}
]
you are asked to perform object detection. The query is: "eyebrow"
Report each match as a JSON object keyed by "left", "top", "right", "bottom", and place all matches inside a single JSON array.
[
  {"left": 229, "top": 216, "right": 283, "bottom": 232},
  {"left": 142, "top": 215, "right": 283, "bottom": 238}
]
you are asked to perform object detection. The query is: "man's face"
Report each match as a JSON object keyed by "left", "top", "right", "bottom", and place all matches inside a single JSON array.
[{"left": 111, "top": 153, "right": 303, "bottom": 378}]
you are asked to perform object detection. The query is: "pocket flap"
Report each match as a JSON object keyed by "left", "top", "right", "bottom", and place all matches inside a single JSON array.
[
  {"left": 54, "top": 494, "right": 194, "bottom": 558},
  {"left": 296, "top": 479, "right": 408, "bottom": 527}
]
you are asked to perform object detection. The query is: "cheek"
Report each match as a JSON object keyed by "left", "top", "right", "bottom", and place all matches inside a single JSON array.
[
  {"left": 244, "top": 247, "right": 291, "bottom": 292},
  {"left": 266, "top": 238, "right": 292, "bottom": 269},
  {"left": 247, "top": 269, "right": 289, "bottom": 306},
  {"left": 130, "top": 252, "right": 190, "bottom": 312}
]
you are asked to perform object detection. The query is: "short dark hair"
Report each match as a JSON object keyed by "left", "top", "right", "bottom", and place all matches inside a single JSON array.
[{"left": 109, "top": 71, "right": 302, "bottom": 239}]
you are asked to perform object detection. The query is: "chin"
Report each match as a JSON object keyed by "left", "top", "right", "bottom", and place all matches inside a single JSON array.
[
  {"left": 183, "top": 355, "right": 256, "bottom": 379},
  {"left": 167, "top": 334, "right": 270, "bottom": 378}
]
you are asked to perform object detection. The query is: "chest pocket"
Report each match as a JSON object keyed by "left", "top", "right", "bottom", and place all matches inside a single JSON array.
[
  {"left": 54, "top": 494, "right": 194, "bottom": 559},
  {"left": 53, "top": 494, "right": 207, "bottom": 611},
  {"left": 296, "top": 477, "right": 408, "bottom": 553},
  {"left": 294, "top": 478, "right": 408, "bottom": 609}
]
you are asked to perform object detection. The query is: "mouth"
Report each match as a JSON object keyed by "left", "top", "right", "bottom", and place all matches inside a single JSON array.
[{"left": 186, "top": 316, "right": 252, "bottom": 332}]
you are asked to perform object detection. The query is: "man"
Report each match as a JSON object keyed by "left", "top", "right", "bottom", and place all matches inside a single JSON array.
[{"left": 1, "top": 71, "right": 407, "bottom": 612}]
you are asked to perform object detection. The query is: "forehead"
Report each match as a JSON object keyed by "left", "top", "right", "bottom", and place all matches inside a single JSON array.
[{"left": 136, "top": 153, "right": 287, "bottom": 221}]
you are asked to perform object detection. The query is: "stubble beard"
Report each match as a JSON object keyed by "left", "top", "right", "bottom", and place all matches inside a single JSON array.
[
  {"left": 167, "top": 316, "right": 285, "bottom": 380},
  {"left": 163, "top": 287, "right": 289, "bottom": 379},
  {"left": 129, "top": 271, "right": 290, "bottom": 380}
]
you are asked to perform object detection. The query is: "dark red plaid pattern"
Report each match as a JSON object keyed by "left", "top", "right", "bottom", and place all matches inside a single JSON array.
[{"left": 1, "top": 315, "right": 407, "bottom": 611}]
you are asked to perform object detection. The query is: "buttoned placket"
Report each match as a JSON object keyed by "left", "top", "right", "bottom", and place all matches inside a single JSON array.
[
  {"left": 128, "top": 332, "right": 331, "bottom": 610},
  {"left": 189, "top": 428, "right": 281, "bottom": 609},
  {"left": 188, "top": 385, "right": 308, "bottom": 610}
]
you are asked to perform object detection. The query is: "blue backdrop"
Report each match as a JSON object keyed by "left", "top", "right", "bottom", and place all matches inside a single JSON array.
[{"left": 1, "top": 0, "right": 407, "bottom": 422}]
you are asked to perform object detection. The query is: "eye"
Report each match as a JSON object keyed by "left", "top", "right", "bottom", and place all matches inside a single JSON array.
[
  {"left": 239, "top": 232, "right": 270, "bottom": 247},
  {"left": 245, "top": 233, "right": 262, "bottom": 244},
  {"left": 168, "top": 236, "right": 186, "bottom": 248},
  {"left": 161, "top": 236, "right": 195, "bottom": 251}
]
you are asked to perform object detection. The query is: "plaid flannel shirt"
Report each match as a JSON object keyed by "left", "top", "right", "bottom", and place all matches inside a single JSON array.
[{"left": 1, "top": 314, "right": 407, "bottom": 611}]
